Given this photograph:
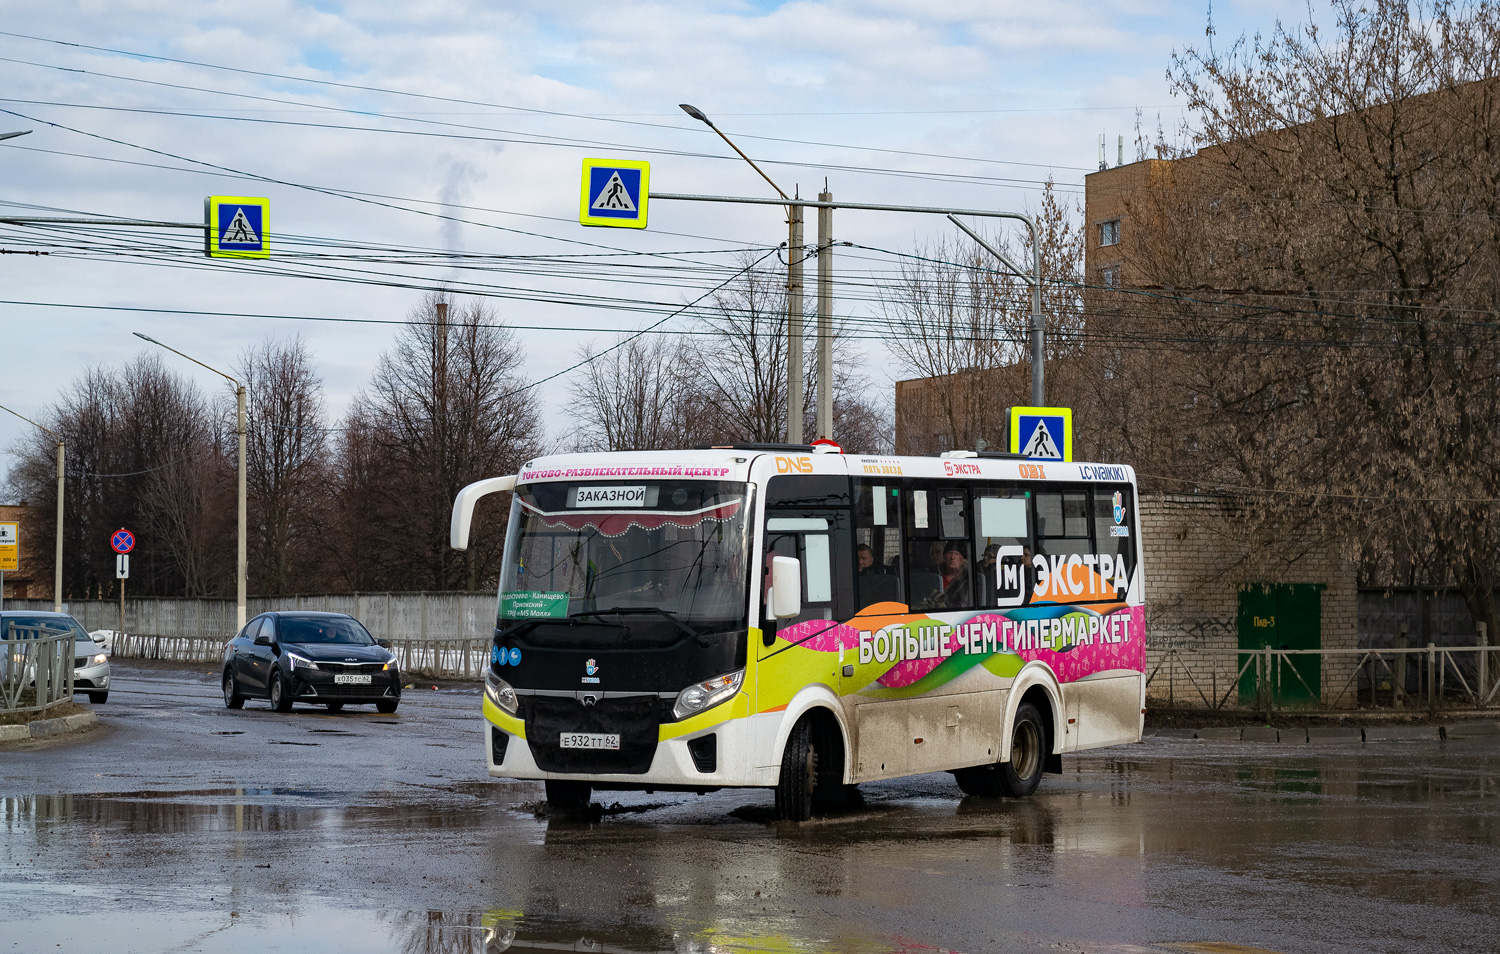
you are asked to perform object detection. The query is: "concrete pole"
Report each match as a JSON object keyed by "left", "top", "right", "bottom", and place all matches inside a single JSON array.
[
  {"left": 1030, "top": 237, "right": 1045, "bottom": 407},
  {"left": 53, "top": 440, "right": 64, "bottom": 613},
  {"left": 786, "top": 205, "right": 805, "bottom": 444},
  {"left": 816, "top": 190, "right": 833, "bottom": 440},
  {"left": 236, "top": 385, "right": 247, "bottom": 631}
]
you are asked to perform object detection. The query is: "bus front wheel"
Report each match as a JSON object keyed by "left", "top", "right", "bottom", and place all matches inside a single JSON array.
[
  {"left": 774, "top": 718, "right": 818, "bottom": 821},
  {"left": 954, "top": 701, "right": 1048, "bottom": 798}
]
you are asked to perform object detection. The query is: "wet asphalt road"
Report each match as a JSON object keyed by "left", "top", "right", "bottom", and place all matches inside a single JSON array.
[{"left": 2, "top": 663, "right": 1498, "bottom": 954}]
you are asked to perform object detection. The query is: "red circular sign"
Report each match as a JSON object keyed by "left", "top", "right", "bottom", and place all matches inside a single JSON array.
[{"left": 111, "top": 529, "right": 135, "bottom": 554}]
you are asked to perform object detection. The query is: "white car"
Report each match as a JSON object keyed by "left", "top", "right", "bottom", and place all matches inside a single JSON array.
[{"left": 0, "top": 612, "right": 110, "bottom": 704}]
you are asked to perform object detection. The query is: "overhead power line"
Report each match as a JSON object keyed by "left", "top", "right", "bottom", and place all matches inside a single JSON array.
[{"left": 0, "top": 34, "right": 1090, "bottom": 174}]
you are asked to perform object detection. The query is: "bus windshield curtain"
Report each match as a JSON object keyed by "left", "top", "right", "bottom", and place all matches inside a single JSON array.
[{"left": 519, "top": 500, "right": 743, "bottom": 538}]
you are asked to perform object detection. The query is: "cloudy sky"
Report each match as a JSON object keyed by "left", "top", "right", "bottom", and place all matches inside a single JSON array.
[{"left": 0, "top": 0, "right": 1318, "bottom": 486}]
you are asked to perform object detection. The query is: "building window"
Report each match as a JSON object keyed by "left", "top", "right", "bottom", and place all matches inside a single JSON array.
[
  {"left": 1099, "top": 219, "right": 1120, "bottom": 247},
  {"left": 1100, "top": 265, "right": 1120, "bottom": 288}
]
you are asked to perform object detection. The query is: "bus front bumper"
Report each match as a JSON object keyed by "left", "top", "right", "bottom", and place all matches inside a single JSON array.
[{"left": 483, "top": 700, "right": 783, "bottom": 789}]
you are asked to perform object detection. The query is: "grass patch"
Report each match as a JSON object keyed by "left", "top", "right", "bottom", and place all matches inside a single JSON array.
[{"left": 0, "top": 698, "right": 90, "bottom": 726}]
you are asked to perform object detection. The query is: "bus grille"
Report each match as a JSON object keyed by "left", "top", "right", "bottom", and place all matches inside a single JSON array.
[{"left": 523, "top": 695, "right": 658, "bottom": 775}]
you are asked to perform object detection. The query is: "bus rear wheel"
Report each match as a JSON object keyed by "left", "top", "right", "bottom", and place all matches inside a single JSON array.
[
  {"left": 774, "top": 718, "right": 818, "bottom": 821},
  {"left": 954, "top": 701, "right": 1048, "bottom": 798},
  {"left": 544, "top": 780, "right": 592, "bottom": 813}
]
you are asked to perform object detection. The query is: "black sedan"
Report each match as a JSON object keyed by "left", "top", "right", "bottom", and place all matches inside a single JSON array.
[{"left": 221, "top": 612, "right": 401, "bottom": 713}]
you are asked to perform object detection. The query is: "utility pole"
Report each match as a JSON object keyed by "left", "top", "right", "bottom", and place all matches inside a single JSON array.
[
  {"left": 652, "top": 190, "right": 1047, "bottom": 426},
  {"left": 677, "top": 104, "right": 813, "bottom": 444},
  {"left": 786, "top": 204, "right": 804, "bottom": 444},
  {"left": 816, "top": 190, "right": 834, "bottom": 439},
  {"left": 235, "top": 383, "right": 247, "bottom": 629},
  {"left": 53, "top": 440, "right": 63, "bottom": 612}
]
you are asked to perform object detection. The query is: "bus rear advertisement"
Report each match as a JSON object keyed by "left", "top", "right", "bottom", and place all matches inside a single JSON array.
[{"left": 451, "top": 445, "right": 1145, "bottom": 820}]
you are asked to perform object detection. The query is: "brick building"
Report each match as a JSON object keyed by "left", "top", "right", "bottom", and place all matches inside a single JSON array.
[{"left": 1139, "top": 494, "right": 1358, "bottom": 708}]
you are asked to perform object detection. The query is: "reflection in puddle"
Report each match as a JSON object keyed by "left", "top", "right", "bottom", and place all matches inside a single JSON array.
[{"left": 3, "top": 747, "right": 1498, "bottom": 954}]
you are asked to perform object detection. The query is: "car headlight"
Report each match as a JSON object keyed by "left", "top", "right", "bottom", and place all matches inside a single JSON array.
[
  {"left": 91, "top": 653, "right": 107, "bottom": 666},
  {"left": 485, "top": 669, "right": 518, "bottom": 715},
  {"left": 286, "top": 652, "right": 318, "bottom": 671},
  {"left": 672, "top": 669, "right": 744, "bottom": 721},
  {"left": 382, "top": 653, "right": 398, "bottom": 671}
]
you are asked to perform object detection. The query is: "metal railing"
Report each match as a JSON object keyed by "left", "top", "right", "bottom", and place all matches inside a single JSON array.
[
  {"left": 0, "top": 628, "right": 75, "bottom": 713},
  {"left": 1146, "top": 643, "right": 1500, "bottom": 713},
  {"left": 106, "top": 632, "right": 491, "bottom": 680}
]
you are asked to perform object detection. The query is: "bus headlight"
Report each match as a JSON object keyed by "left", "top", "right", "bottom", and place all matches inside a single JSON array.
[
  {"left": 672, "top": 669, "right": 744, "bottom": 721},
  {"left": 485, "top": 669, "right": 519, "bottom": 715}
]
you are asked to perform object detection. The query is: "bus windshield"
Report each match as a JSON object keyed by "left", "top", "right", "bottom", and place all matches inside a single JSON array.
[{"left": 499, "top": 481, "right": 752, "bottom": 644}]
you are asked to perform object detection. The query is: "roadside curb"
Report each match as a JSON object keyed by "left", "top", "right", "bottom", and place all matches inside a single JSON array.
[
  {"left": 0, "top": 711, "right": 99, "bottom": 742},
  {"left": 1145, "top": 720, "right": 1500, "bottom": 743}
]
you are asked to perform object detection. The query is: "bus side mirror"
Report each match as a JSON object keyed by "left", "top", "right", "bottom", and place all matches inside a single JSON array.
[{"left": 770, "top": 556, "right": 802, "bottom": 619}]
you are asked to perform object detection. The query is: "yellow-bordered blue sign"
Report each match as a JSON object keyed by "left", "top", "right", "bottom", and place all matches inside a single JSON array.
[
  {"left": 579, "top": 159, "right": 649, "bottom": 228},
  {"left": 1009, "top": 406, "right": 1073, "bottom": 461},
  {"left": 205, "top": 196, "right": 269, "bottom": 258}
]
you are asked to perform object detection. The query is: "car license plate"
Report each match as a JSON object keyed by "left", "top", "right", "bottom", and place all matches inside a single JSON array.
[
  {"left": 559, "top": 732, "right": 620, "bottom": 750},
  {"left": 334, "top": 674, "right": 372, "bottom": 685}
]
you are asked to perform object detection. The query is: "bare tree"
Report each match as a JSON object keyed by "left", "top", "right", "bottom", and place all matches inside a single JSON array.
[
  {"left": 675, "top": 254, "right": 890, "bottom": 451},
  {"left": 567, "top": 335, "right": 694, "bottom": 451},
  {"left": 1099, "top": 0, "right": 1500, "bottom": 632},
  {"left": 5, "top": 353, "right": 227, "bottom": 598},
  {"left": 340, "top": 293, "right": 545, "bottom": 591},
  {"left": 885, "top": 182, "right": 1083, "bottom": 455},
  {"left": 235, "top": 336, "right": 330, "bottom": 595}
]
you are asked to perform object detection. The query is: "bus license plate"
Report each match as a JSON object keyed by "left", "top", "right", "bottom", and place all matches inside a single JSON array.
[
  {"left": 334, "top": 674, "right": 372, "bottom": 685},
  {"left": 559, "top": 732, "right": 620, "bottom": 750}
]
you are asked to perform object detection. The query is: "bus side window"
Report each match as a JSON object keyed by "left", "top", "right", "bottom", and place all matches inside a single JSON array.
[
  {"left": 765, "top": 514, "right": 847, "bottom": 625},
  {"left": 903, "top": 486, "right": 975, "bottom": 612},
  {"left": 854, "top": 482, "right": 903, "bottom": 611},
  {"left": 1091, "top": 485, "right": 1136, "bottom": 592},
  {"left": 973, "top": 487, "right": 1032, "bottom": 608}
]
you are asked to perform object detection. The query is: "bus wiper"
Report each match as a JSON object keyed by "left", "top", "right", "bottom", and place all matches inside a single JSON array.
[{"left": 572, "top": 607, "right": 703, "bottom": 643}]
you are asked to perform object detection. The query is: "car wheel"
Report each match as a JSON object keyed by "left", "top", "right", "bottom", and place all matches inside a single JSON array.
[
  {"left": 955, "top": 702, "right": 1048, "bottom": 798},
  {"left": 544, "top": 780, "right": 591, "bottom": 812},
  {"left": 375, "top": 698, "right": 399, "bottom": 714},
  {"left": 222, "top": 671, "right": 244, "bottom": 710},
  {"left": 324, "top": 702, "right": 344, "bottom": 712},
  {"left": 88, "top": 691, "right": 108, "bottom": 704},
  {"left": 269, "top": 672, "right": 293, "bottom": 712},
  {"left": 773, "top": 717, "right": 817, "bottom": 821}
]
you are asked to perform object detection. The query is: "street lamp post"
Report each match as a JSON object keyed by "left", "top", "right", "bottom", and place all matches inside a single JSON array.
[
  {"left": 0, "top": 403, "right": 64, "bottom": 612},
  {"left": 133, "top": 333, "right": 247, "bottom": 630},
  {"left": 679, "top": 104, "right": 818, "bottom": 444},
  {"left": 0, "top": 131, "right": 31, "bottom": 142}
]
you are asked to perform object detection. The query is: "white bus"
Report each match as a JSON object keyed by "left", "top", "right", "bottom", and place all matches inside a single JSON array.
[{"left": 451, "top": 445, "right": 1145, "bottom": 819}]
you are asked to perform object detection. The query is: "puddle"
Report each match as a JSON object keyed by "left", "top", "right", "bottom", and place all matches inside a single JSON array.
[
  {"left": 0, "top": 898, "right": 956, "bottom": 954},
  {"left": 4, "top": 748, "right": 1498, "bottom": 954}
]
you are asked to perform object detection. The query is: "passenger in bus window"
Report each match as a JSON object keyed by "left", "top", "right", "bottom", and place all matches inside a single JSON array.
[
  {"left": 856, "top": 544, "right": 900, "bottom": 611},
  {"left": 939, "top": 543, "right": 973, "bottom": 608},
  {"left": 978, "top": 544, "right": 1000, "bottom": 604}
]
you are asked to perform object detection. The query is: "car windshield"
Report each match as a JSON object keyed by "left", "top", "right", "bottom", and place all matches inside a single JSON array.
[
  {"left": 276, "top": 617, "right": 374, "bottom": 645},
  {"left": 499, "top": 480, "right": 752, "bottom": 645},
  {"left": 0, "top": 615, "right": 88, "bottom": 641}
]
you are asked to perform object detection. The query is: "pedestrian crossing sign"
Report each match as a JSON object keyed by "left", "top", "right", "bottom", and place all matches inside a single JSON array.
[
  {"left": 205, "top": 196, "right": 270, "bottom": 259},
  {"left": 1009, "top": 406, "right": 1073, "bottom": 461},
  {"left": 579, "top": 159, "right": 650, "bottom": 228}
]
